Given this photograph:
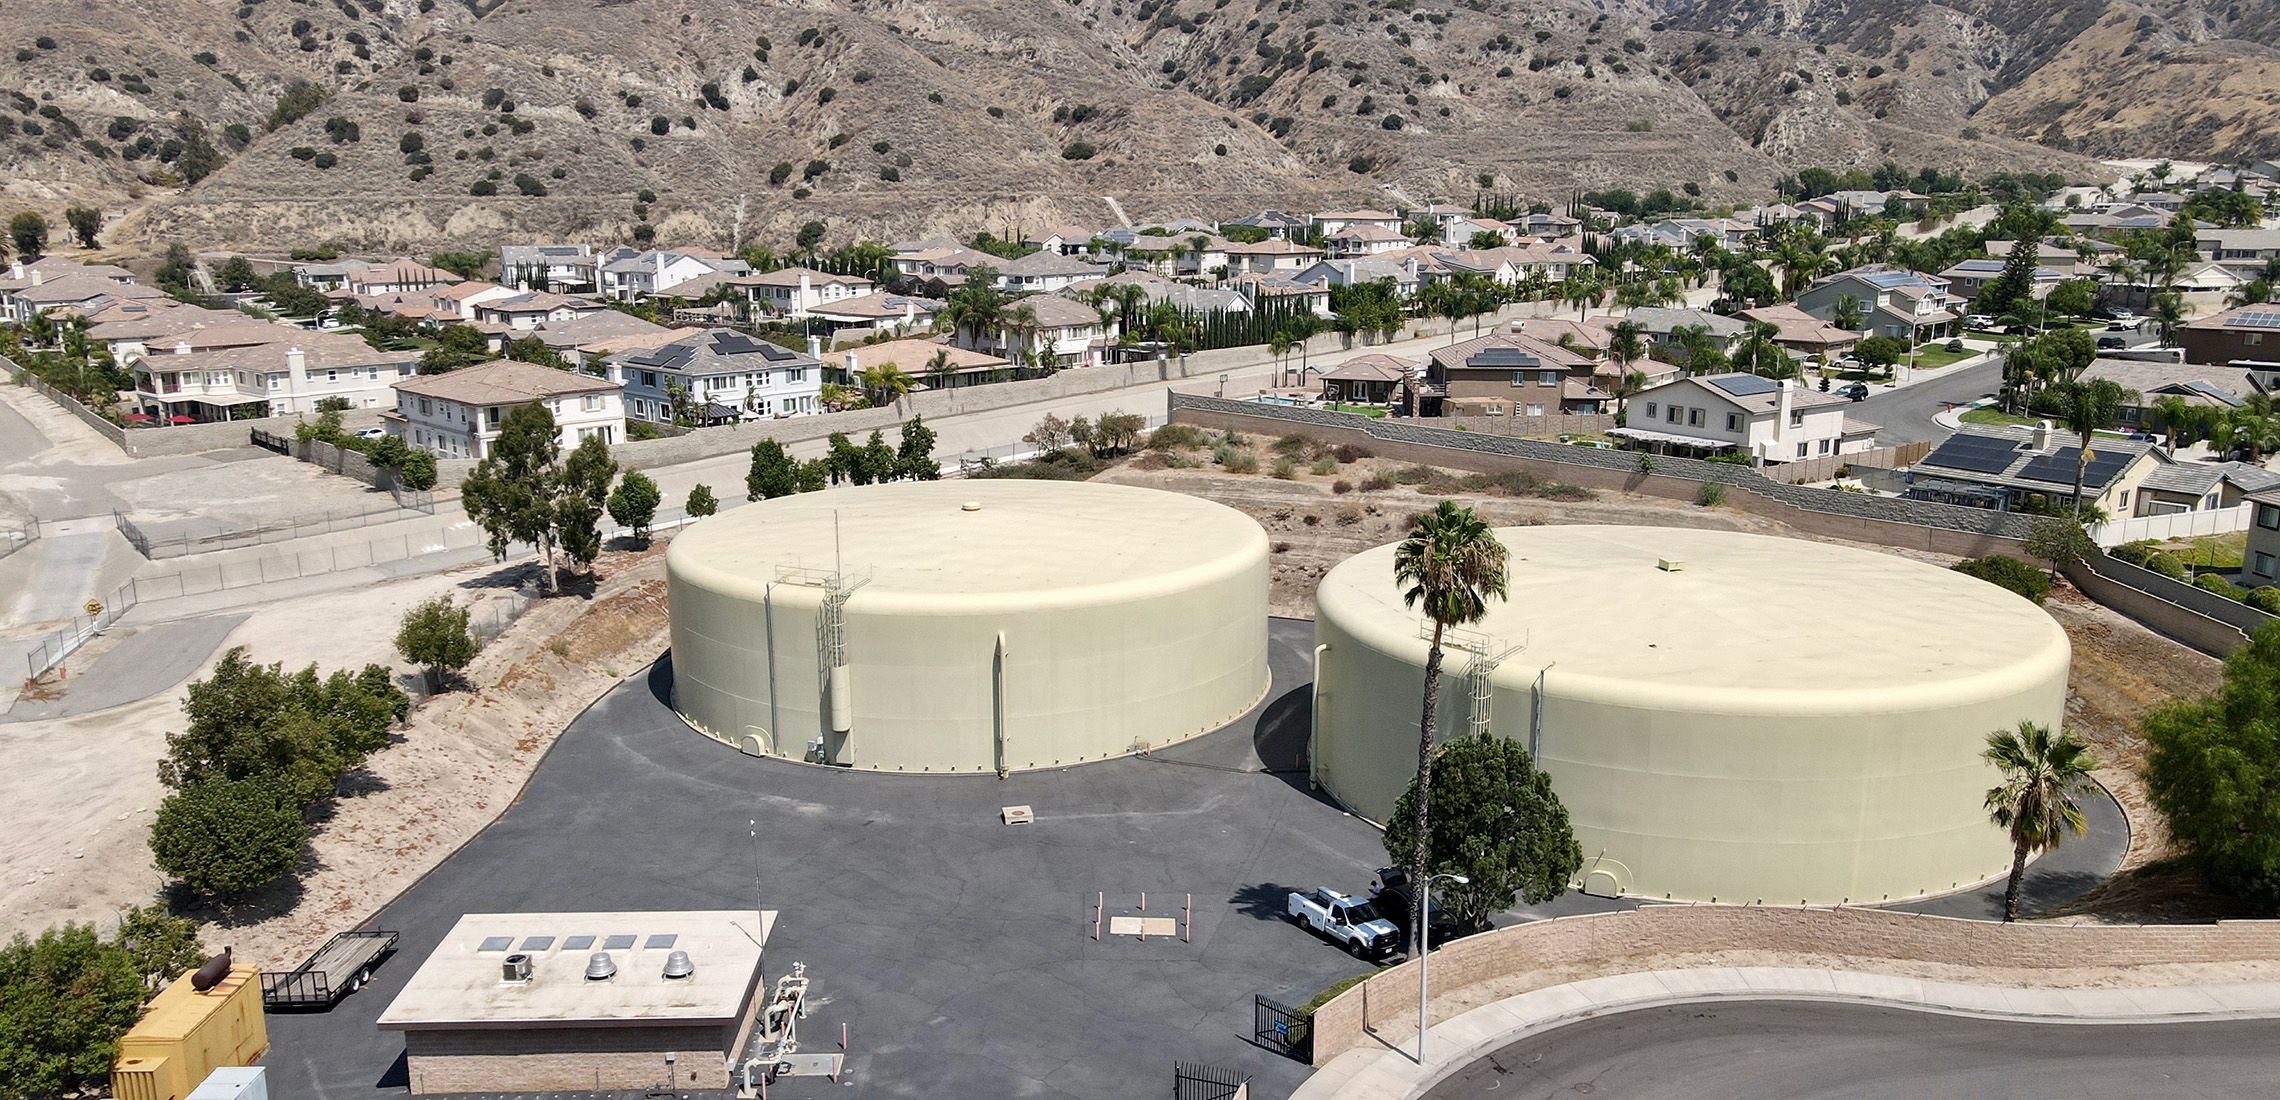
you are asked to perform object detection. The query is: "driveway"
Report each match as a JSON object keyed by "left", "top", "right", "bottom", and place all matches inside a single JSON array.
[
  {"left": 263, "top": 619, "right": 1399, "bottom": 1100},
  {"left": 1422, "top": 1000, "right": 2280, "bottom": 1099}
]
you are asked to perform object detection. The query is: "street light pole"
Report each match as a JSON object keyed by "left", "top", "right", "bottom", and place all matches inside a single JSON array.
[{"left": 1417, "top": 872, "right": 1469, "bottom": 1065}]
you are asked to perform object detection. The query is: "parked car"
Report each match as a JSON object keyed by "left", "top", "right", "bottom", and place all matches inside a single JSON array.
[
  {"left": 1965, "top": 314, "right": 1995, "bottom": 329},
  {"left": 2110, "top": 309, "right": 2138, "bottom": 321},
  {"left": 1836, "top": 382, "right": 1869, "bottom": 401},
  {"left": 1287, "top": 887, "right": 1400, "bottom": 957},
  {"left": 354, "top": 426, "right": 388, "bottom": 439},
  {"left": 2096, "top": 335, "right": 2127, "bottom": 349}
]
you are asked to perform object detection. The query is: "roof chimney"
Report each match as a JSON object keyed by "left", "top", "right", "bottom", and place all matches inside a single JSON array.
[
  {"left": 843, "top": 350, "right": 859, "bottom": 375},
  {"left": 2032, "top": 419, "right": 2054, "bottom": 450},
  {"left": 7, "top": 261, "right": 20, "bottom": 280},
  {"left": 807, "top": 334, "right": 822, "bottom": 359},
  {"left": 174, "top": 340, "right": 192, "bottom": 355},
  {"left": 28, "top": 269, "right": 42, "bottom": 287},
  {"left": 286, "top": 347, "right": 305, "bottom": 373},
  {"left": 1776, "top": 376, "right": 1794, "bottom": 428}
]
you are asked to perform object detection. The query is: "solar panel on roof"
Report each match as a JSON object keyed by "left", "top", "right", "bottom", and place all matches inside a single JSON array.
[
  {"left": 1707, "top": 374, "right": 1778, "bottom": 396},
  {"left": 478, "top": 936, "right": 514, "bottom": 952},
  {"left": 1466, "top": 347, "right": 1540, "bottom": 367},
  {"left": 645, "top": 934, "right": 678, "bottom": 949},
  {"left": 520, "top": 936, "right": 554, "bottom": 951},
  {"left": 562, "top": 935, "right": 595, "bottom": 951},
  {"left": 602, "top": 934, "right": 637, "bottom": 950},
  {"left": 1923, "top": 434, "right": 2020, "bottom": 475},
  {"left": 2018, "top": 446, "right": 2133, "bottom": 489},
  {"left": 2228, "top": 311, "right": 2280, "bottom": 328}
]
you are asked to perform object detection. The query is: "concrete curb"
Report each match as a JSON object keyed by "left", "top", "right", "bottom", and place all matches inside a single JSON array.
[
  {"left": 1933, "top": 396, "right": 1999, "bottom": 431},
  {"left": 1289, "top": 966, "right": 2280, "bottom": 1100}
]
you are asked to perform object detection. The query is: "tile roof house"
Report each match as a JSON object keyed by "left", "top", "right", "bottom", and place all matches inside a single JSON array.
[
  {"left": 527, "top": 310, "right": 678, "bottom": 365},
  {"left": 1736, "top": 304, "right": 1861, "bottom": 359},
  {"left": 389, "top": 358, "right": 623, "bottom": 458},
  {"left": 2079, "top": 358, "right": 2263, "bottom": 427},
  {"left": 1903, "top": 422, "right": 2169, "bottom": 515},
  {"left": 804, "top": 291, "right": 942, "bottom": 336},
  {"left": 472, "top": 292, "right": 608, "bottom": 331},
  {"left": 1419, "top": 333, "right": 1604, "bottom": 416},
  {"left": 837, "top": 338, "right": 1010, "bottom": 389},
  {"left": 606, "top": 328, "right": 823, "bottom": 424},
  {"left": 1022, "top": 224, "right": 1101, "bottom": 256},
  {"left": 1618, "top": 307, "right": 1752, "bottom": 354},
  {"left": 132, "top": 327, "right": 419, "bottom": 420},
  {"left": 1311, "top": 209, "right": 1404, "bottom": 235},
  {"left": 2246, "top": 488, "right": 2280, "bottom": 585},
  {"left": 1325, "top": 223, "right": 1414, "bottom": 257},
  {"left": 890, "top": 245, "right": 1000, "bottom": 282},
  {"left": 597, "top": 250, "right": 747, "bottom": 301},
  {"left": 1223, "top": 239, "right": 1326, "bottom": 274},
  {"left": 2132, "top": 460, "right": 2280, "bottom": 516},
  {"left": 1224, "top": 209, "right": 1310, "bottom": 238},
  {"left": 2181, "top": 304, "right": 2280, "bottom": 366},
  {"left": 993, "top": 251, "right": 1111, "bottom": 293},
  {"left": 1320, "top": 353, "right": 1416, "bottom": 404},
  {"left": 1615, "top": 373, "right": 1873, "bottom": 463},
  {"left": 1938, "top": 258, "right": 2070, "bottom": 301},
  {"left": 738, "top": 267, "right": 876, "bottom": 316},
  {"left": 499, "top": 244, "right": 599, "bottom": 292},
  {"left": 1293, "top": 256, "right": 1421, "bottom": 298},
  {"left": 346, "top": 258, "right": 458, "bottom": 295},
  {"left": 0, "top": 266, "right": 168, "bottom": 323},
  {"left": 1795, "top": 266, "right": 1962, "bottom": 340}
]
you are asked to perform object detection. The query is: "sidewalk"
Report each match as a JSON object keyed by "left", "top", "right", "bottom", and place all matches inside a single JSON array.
[{"left": 1291, "top": 966, "right": 2280, "bottom": 1100}]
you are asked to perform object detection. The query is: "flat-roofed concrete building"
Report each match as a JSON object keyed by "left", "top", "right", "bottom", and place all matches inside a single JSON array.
[{"left": 377, "top": 910, "right": 775, "bottom": 1094}]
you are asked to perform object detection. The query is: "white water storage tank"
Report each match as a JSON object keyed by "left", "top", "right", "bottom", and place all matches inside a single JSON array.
[
  {"left": 187, "top": 1068, "right": 268, "bottom": 1100},
  {"left": 666, "top": 481, "right": 1271, "bottom": 772},
  {"left": 1311, "top": 525, "right": 2072, "bottom": 905}
]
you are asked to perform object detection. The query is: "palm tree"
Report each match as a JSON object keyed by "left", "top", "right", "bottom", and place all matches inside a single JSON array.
[
  {"left": 859, "top": 361, "right": 914, "bottom": 407},
  {"left": 1391, "top": 501, "right": 1509, "bottom": 951},
  {"left": 2147, "top": 394, "right": 2196, "bottom": 453},
  {"left": 1002, "top": 302, "right": 1041, "bottom": 373},
  {"left": 2046, "top": 378, "right": 2134, "bottom": 519},
  {"left": 1831, "top": 294, "right": 1864, "bottom": 332},
  {"left": 923, "top": 348, "right": 958, "bottom": 391},
  {"left": 1983, "top": 720, "right": 2096, "bottom": 922},
  {"left": 1268, "top": 332, "right": 1296, "bottom": 383}
]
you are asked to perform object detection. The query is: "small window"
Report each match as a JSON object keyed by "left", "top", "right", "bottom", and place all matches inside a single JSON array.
[
  {"left": 789, "top": 368, "right": 806, "bottom": 383},
  {"left": 2257, "top": 503, "right": 2280, "bottom": 530},
  {"left": 1789, "top": 410, "right": 1804, "bottom": 428},
  {"left": 1725, "top": 412, "right": 1740, "bottom": 431},
  {"left": 1687, "top": 408, "right": 1702, "bottom": 426},
  {"left": 1538, "top": 370, "right": 1558, "bottom": 386},
  {"left": 1796, "top": 441, "right": 1810, "bottom": 457},
  {"left": 583, "top": 394, "right": 604, "bottom": 412},
  {"left": 1819, "top": 438, "right": 1831, "bottom": 455},
  {"left": 420, "top": 398, "right": 432, "bottom": 415},
  {"left": 1525, "top": 403, "right": 1544, "bottom": 417},
  {"left": 1511, "top": 371, "right": 1529, "bottom": 386},
  {"left": 2248, "top": 333, "right": 2265, "bottom": 347},
  {"left": 1666, "top": 405, "right": 1680, "bottom": 423},
  {"left": 1644, "top": 402, "right": 1657, "bottom": 418},
  {"left": 2257, "top": 552, "right": 2276, "bottom": 578}
]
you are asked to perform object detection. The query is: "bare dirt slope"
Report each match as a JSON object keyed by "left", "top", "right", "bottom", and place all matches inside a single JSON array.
[{"left": 1, "top": 0, "right": 2121, "bottom": 251}]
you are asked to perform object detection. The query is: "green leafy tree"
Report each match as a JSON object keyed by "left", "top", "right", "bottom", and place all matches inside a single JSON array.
[
  {"left": 214, "top": 256, "right": 257, "bottom": 291},
  {"left": 2145, "top": 621, "right": 2280, "bottom": 903},
  {"left": 606, "top": 469, "right": 661, "bottom": 545},
  {"left": 895, "top": 416, "right": 940, "bottom": 481},
  {"left": 795, "top": 460, "right": 830, "bottom": 492},
  {"left": 557, "top": 434, "right": 619, "bottom": 574},
  {"left": 746, "top": 438, "right": 802, "bottom": 499},
  {"left": 461, "top": 404, "right": 566, "bottom": 591},
  {"left": 686, "top": 483, "right": 719, "bottom": 516},
  {"left": 0, "top": 923, "right": 150, "bottom": 1094},
  {"left": 1977, "top": 237, "right": 2041, "bottom": 319},
  {"left": 395, "top": 596, "right": 478, "bottom": 693},
  {"left": 9, "top": 211, "right": 49, "bottom": 260},
  {"left": 2046, "top": 278, "right": 2097, "bottom": 319},
  {"left": 1854, "top": 334, "right": 1907, "bottom": 377},
  {"left": 1380, "top": 734, "right": 1581, "bottom": 928},
  {"left": 1950, "top": 555, "right": 2051, "bottom": 604},
  {"left": 823, "top": 431, "right": 865, "bottom": 485},
  {"left": 1984, "top": 720, "right": 2097, "bottom": 921},
  {"left": 112, "top": 906, "right": 206, "bottom": 990},
  {"left": 858, "top": 430, "right": 898, "bottom": 484},
  {"left": 150, "top": 777, "right": 308, "bottom": 898},
  {"left": 2024, "top": 515, "right": 2094, "bottom": 579},
  {"left": 1391, "top": 501, "right": 1510, "bottom": 945},
  {"left": 62, "top": 205, "right": 101, "bottom": 249}
]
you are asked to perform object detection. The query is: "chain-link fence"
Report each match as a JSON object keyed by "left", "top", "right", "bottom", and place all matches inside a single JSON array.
[
  {"left": 24, "top": 578, "right": 141, "bottom": 679},
  {"left": 0, "top": 518, "right": 37, "bottom": 563},
  {"left": 941, "top": 413, "right": 1166, "bottom": 472},
  {"left": 114, "top": 497, "right": 439, "bottom": 560}
]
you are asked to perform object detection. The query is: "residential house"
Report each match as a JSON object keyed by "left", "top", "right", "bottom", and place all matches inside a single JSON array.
[
  {"left": 472, "top": 292, "right": 607, "bottom": 331},
  {"left": 1321, "top": 354, "right": 1415, "bottom": 404},
  {"left": 1903, "top": 423, "right": 2169, "bottom": 514},
  {"left": 1229, "top": 273, "right": 1332, "bottom": 317},
  {"left": 1223, "top": 210, "right": 1309, "bottom": 239},
  {"left": 1511, "top": 317, "right": 1613, "bottom": 356},
  {"left": 1614, "top": 373, "right": 1872, "bottom": 463},
  {"left": 990, "top": 295, "right": 1107, "bottom": 371},
  {"left": 1068, "top": 272, "right": 1252, "bottom": 314},
  {"left": 805, "top": 292, "right": 942, "bottom": 338},
  {"left": 1293, "top": 256, "right": 1422, "bottom": 299},
  {"left": 2246, "top": 489, "right": 2280, "bottom": 585},
  {"left": 2181, "top": 305, "right": 2280, "bottom": 366},
  {"left": 2196, "top": 228, "right": 2280, "bottom": 275},
  {"left": 430, "top": 281, "right": 519, "bottom": 321},
  {"left": 527, "top": 311, "right": 679, "bottom": 367},
  {"left": 0, "top": 262, "right": 167, "bottom": 323},
  {"left": 84, "top": 303, "right": 244, "bottom": 364},
  {"left": 1511, "top": 211, "right": 1582, "bottom": 237},
  {"left": 1222, "top": 239, "right": 1324, "bottom": 276},
  {"left": 1796, "top": 267, "right": 1962, "bottom": 340},
  {"left": 741, "top": 267, "right": 876, "bottom": 316},
  {"left": 1311, "top": 209, "right": 1404, "bottom": 236},
  {"left": 499, "top": 245, "right": 599, "bottom": 293},
  {"left": 1417, "top": 203, "right": 1473, "bottom": 226},
  {"left": 1736, "top": 304, "right": 1860, "bottom": 360},
  {"left": 1418, "top": 334, "right": 1604, "bottom": 416},
  {"left": 2078, "top": 358, "right": 2261, "bottom": 429},
  {"left": 607, "top": 328, "right": 823, "bottom": 424},
  {"left": 1440, "top": 217, "right": 1518, "bottom": 248},
  {"left": 2103, "top": 260, "right": 2244, "bottom": 313},
  {"left": 387, "top": 359, "right": 623, "bottom": 459},
  {"left": 597, "top": 250, "right": 747, "bottom": 301},
  {"left": 1325, "top": 224, "right": 1414, "bottom": 257},
  {"left": 994, "top": 251, "right": 1110, "bottom": 293},
  {"left": 345, "top": 258, "right": 458, "bottom": 295},
  {"left": 1167, "top": 236, "right": 1237, "bottom": 279},
  {"left": 1937, "top": 258, "right": 2068, "bottom": 302},
  {"left": 2132, "top": 461, "right": 2280, "bottom": 517},
  {"left": 839, "top": 339, "right": 1010, "bottom": 391},
  {"left": 1022, "top": 225, "right": 1100, "bottom": 256},
  {"left": 890, "top": 244, "right": 999, "bottom": 283},
  {"left": 1619, "top": 307, "right": 1752, "bottom": 359},
  {"left": 1136, "top": 217, "right": 1219, "bottom": 237},
  {"left": 131, "top": 328, "right": 419, "bottom": 420}
]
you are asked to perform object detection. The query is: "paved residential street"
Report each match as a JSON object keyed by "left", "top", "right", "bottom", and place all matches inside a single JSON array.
[
  {"left": 1423, "top": 1001, "right": 2280, "bottom": 1099},
  {"left": 1856, "top": 358, "right": 2003, "bottom": 446}
]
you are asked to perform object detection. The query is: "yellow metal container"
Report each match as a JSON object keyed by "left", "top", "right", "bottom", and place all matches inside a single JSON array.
[{"left": 111, "top": 965, "right": 268, "bottom": 1100}]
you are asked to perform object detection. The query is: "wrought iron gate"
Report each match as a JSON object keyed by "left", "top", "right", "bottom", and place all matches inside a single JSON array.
[
  {"left": 1173, "top": 1061, "right": 1249, "bottom": 1100},
  {"left": 1254, "top": 993, "right": 1312, "bottom": 1061}
]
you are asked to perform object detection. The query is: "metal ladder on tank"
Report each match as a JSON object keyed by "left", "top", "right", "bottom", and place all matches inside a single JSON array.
[{"left": 1426, "top": 624, "right": 1527, "bottom": 742}]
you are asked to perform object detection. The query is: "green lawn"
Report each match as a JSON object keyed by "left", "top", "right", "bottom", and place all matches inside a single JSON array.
[
  {"left": 2157, "top": 530, "right": 2247, "bottom": 572},
  {"left": 1907, "top": 344, "right": 1978, "bottom": 370},
  {"left": 1328, "top": 402, "right": 1388, "bottom": 418},
  {"left": 1961, "top": 406, "right": 2042, "bottom": 427}
]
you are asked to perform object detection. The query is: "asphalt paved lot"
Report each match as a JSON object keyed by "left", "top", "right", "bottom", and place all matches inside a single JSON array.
[
  {"left": 1422, "top": 1000, "right": 2280, "bottom": 1099},
  {"left": 264, "top": 618, "right": 1396, "bottom": 1100}
]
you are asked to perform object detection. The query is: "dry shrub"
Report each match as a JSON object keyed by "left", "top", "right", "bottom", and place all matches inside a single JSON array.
[
  {"left": 1335, "top": 503, "right": 1364, "bottom": 526},
  {"left": 1360, "top": 473, "right": 1394, "bottom": 492},
  {"left": 1331, "top": 479, "right": 1354, "bottom": 494}
]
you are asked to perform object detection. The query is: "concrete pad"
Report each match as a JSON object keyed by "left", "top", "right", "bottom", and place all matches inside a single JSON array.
[{"left": 3, "top": 613, "right": 249, "bottom": 722}]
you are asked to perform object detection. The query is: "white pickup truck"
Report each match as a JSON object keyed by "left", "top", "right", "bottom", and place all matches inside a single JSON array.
[{"left": 1287, "top": 887, "right": 1400, "bottom": 957}]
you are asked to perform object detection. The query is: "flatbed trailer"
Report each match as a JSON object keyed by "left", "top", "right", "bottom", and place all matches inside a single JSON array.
[{"left": 259, "top": 929, "right": 398, "bottom": 1011}]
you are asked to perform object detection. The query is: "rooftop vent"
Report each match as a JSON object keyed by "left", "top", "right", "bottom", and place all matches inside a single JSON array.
[
  {"left": 502, "top": 953, "right": 533, "bottom": 983},
  {"left": 584, "top": 952, "right": 617, "bottom": 982},
  {"left": 662, "top": 950, "right": 694, "bottom": 980},
  {"left": 962, "top": 501, "right": 982, "bottom": 512},
  {"left": 1657, "top": 558, "right": 1685, "bottom": 572}
]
